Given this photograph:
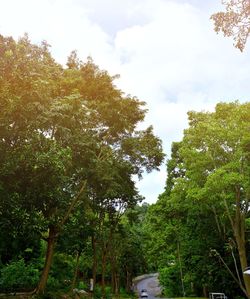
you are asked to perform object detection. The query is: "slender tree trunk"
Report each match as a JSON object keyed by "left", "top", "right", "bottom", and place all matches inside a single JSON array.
[
  {"left": 92, "top": 235, "right": 97, "bottom": 288},
  {"left": 110, "top": 250, "right": 115, "bottom": 293},
  {"left": 111, "top": 256, "right": 119, "bottom": 295},
  {"left": 111, "top": 262, "right": 115, "bottom": 294},
  {"left": 177, "top": 240, "right": 185, "bottom": 298},
  {"left": 111, "top": 270, "right": 115, "bottom": 294},
  {"left": 112, "top": 270, "right": 119, "bottom": 295},
  {"left": 72, "top": 251, "right": 80, "bottom": 289},
  {"left": 36, "top": 226, "right": 57, "bottom": 294},
  {"left": 236, "top": 235, "right": 250, "bottom": 298},
  {"left": 35, "top": 183, "right": 87, "bottom": 294},
  {"left": 101, "top": 250, "right": 107, "bottom": 298},
  {"left": 202, "top": 285, "right": 208, "bottom": 298},
  {"left": 126, "top": 267, "right": 131, "bottom": 293},
  {"left": 234, "top": 189, "right": 250, "bottom": 298},
  {"left": 101, "top": 227, "right": 115, "bottom": 297},
  {"left": 115, "top": 273, "right": 119, "bottom": 295}
]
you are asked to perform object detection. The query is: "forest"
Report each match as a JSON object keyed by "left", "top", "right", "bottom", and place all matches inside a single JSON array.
[{"left": 0, "top": 6, "right": 250, "bottom": 297}]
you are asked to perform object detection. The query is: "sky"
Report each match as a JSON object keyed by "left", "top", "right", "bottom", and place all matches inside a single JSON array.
[{"left": 1, "top": 0, "right": 250, "bottom": 204}]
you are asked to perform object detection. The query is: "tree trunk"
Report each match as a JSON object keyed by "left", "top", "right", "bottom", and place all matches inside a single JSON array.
[
  {"left": 115, "top": 273, "right": 119, "bottom": 295},
  {"left": 177, "top": 240, "right": 185, "bottom": 298},
  {"left": 126, "top": 267, "right": 131, "bottom": 293},
  {"left": 111, "top": 264, "right": 115, "bottom": 294},
  {"left": 36, "top": 225, "right": 57, "bottom": 294},
  {"left": 101, "top": 229, "right": 113, "bottom": 298},
  {"left": 72, "top": 251, "right": 80, "bottom": 289},
  {"left": 92, "top": 235, "right": 97, "bottom": 288},
  {"left": 101, "top": 252, "right": 107, "bottom": 298},
  {"left": 234, "top": 189, "right": 250, "bottom": 298},
  {"left": 111, "top": 257, "right": 119, "bottom": 295},
  {"left": 223, "top": 188, "right": 250, "bottom": 298},
  {"left": 202, "top": 285, "right": 208, "bottom": 298},
  {"left": 236, "top": 236, "right": 250, "bottom": 298}
]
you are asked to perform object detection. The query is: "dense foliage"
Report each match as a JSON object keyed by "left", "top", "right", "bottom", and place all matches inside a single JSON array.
[
  {"left": 145, "top": 102, "right": 250, "bottom": 299},
  {"left": 0, "top": 34, "right": 164, "bottom": 296}
]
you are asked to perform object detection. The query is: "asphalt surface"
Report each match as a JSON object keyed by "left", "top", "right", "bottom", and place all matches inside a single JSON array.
[{"left": 136, "top": 275, "right": 162, "bottom": 299}]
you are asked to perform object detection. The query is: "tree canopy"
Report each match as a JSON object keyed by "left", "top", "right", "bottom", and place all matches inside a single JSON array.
[
  {"left": 0, "top": 34, "right": 164, "bottom": 294},
  {"left": 145, "top": 102, "right": 250, "bottom": 298}
]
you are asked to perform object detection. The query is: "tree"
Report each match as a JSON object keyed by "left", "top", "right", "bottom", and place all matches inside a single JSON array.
[
  {"left": 0, "top": 34, "right": 164, "bottom": 293},
  {"left": 146, "top": 102, "right": 250, "bottom": 298},
  {"left": 211, "top": 0, "right": 250, "bottom": 51},
  {"left": 179, "top": 102, "right": 250, "bottom": 297}
]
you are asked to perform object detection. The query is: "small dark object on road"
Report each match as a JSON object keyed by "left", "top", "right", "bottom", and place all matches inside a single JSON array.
[{"left": 140, "top": 289, "right": 148, "bottom": 298}]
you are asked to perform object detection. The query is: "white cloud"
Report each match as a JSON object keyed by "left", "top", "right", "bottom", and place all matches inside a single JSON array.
[{"left": 112, "top": 0, "right": 250, "bottom": 202}]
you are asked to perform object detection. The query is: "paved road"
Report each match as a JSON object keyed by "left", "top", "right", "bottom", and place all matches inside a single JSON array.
[{"left": 136, "top": 274, "right": 162, "bottom": 299}]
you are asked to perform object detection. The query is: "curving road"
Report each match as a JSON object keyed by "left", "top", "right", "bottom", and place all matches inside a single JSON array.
[{"left": 135, "top": 274, "right": 162, "bottom": 299}]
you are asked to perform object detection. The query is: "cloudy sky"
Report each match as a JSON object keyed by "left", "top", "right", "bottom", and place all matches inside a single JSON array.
[{"left": 1, "top": 0, "right": 250, "bottom": 203}]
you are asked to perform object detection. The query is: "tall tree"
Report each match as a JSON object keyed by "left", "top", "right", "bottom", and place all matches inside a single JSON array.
[
  {"left": 0, "top": 35, "right": 164, "bottom": 293},
  {"left": 146, "top": 102, "right": 250, "bottom": 298},
  {"left": 179, "top": 102, "right": 250, "bottom": 297}
]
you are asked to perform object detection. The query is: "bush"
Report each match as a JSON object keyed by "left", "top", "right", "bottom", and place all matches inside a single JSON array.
[
  {"left": 104, "top": 286, "right": 112, "bottom": 299},
  {"left": 93, "top": 285, "right": 112, "bottom": 299},
  {"left": 32, "top": 290, "right": 66, "bottom": 299},
  {"left": 46, "top": 275, "right": 61, "bottom": 291},
  {"left": 93, "top": 285, "right": 102, "bottom": 299},
  {"left": 0, "top": 258, "right": 39, "bottom": 292},
  {"left": 46, "top": 252, "right": 74, "bottom": 290},
  {"left": 119, "top": 287, "right": 135, "bottom": 298},
  {"left": 78, "top": 281, "right": 87, "bottom": 290},
  {"left": 159, "top": 265, "right": 183, "bottom": 297}
]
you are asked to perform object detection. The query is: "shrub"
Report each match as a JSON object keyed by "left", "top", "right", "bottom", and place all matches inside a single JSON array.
[
  {"left": 93, "top": 285, "right": 102, "bottom": 299},
  {"left": 78, "top": 281, "right": 87, "bottom": 290},
  {"left": 0, "top": 258, "right": 39, "bottom": 292},
  {"left": 159, "top": 265, "right": 183, "bottom": 297},
  {"left": 93, "top": 285, "right": 111, "bottom": 299},
  {"left": 104, "top": 286, "right": 112, "bottom": 299},
  {"left": 47, "top": 252, "right": 74, "bottom": 290}
]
